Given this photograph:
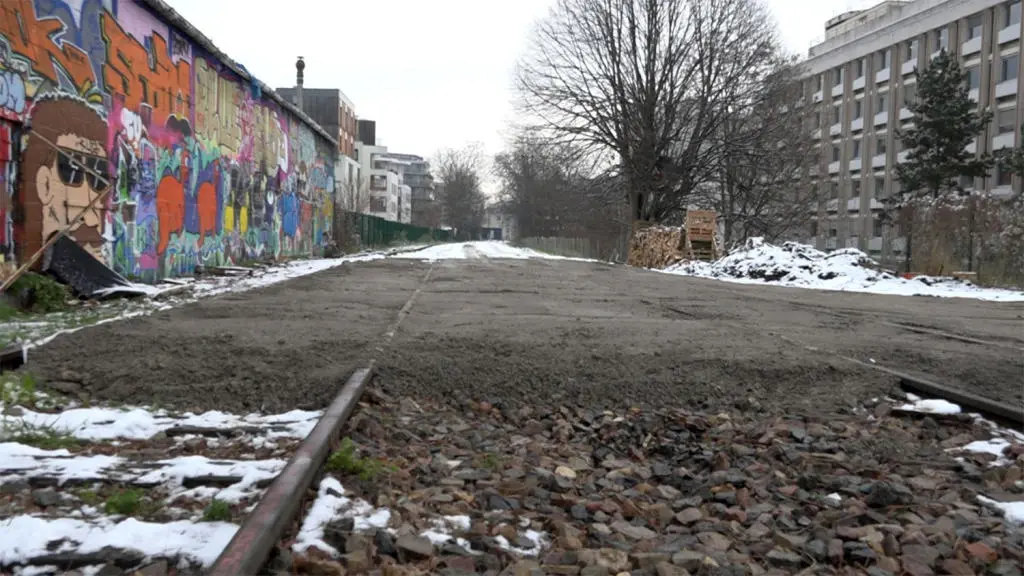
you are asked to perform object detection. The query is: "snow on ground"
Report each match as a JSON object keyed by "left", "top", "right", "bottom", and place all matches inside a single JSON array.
[
  {"left": 662, "top": 237, "right": 1024, "bottom": 301},
  {"left": 896, "top": 392, "right": 1024, "bottom": 523},
  {"left": 0, "top": 515, "right": 236, "bottom": 568},
  {"left": 394, "top": 241, "right": 595, "bottom": 262}
]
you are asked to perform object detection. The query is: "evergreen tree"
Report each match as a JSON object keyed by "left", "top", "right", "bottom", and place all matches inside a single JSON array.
[{"left": 890, "top": 49, "right": 993, "bottom": 271}]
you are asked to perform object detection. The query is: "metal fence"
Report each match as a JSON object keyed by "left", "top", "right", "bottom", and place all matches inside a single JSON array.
[
  {"left": 517, "top": 236, "right": 624, "bottom": 262},
  {"left": 333, "top": 211, "right": 452, "bottom": 248}
]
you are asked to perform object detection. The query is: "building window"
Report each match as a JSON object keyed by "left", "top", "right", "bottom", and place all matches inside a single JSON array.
[
  {"left": 903, "top": 83, "right": 917, "bottom": 105},
  {"left": 1002, "top": 54, "right": 1019, "bottom": 81},
  {"left": 832, "top": 104, "right": 842, "bottom": 124},
  {"left": 873, "top": 218, "right": 884, "bottom": 237},
  {"left": 816, "top": 75, "right": 823, "bottom": 91},
  {"left": 877, "top": 49, "right": 891, "bottom": 70},
  {"left": 905, "top": 39, "right": 918, "bottom": 62},
  {"left": 875, "top": 177, "right": 886, "bottom": 196},
  {"left": 877, "top": 93, "right": 888, "bottom": 113},
  {"left": 967, "top": 14, "right": 983, "bottom": 39},
  {"left": 852, "top": 140, "right": 862, "bottom": 158},
  {"left": 997, "top": 165, "right": 1013, "bottom": 186},
  {"left": 934, "top": 27, "right": 949, "bottom": 52},
  {"left": 830, "top": 181, "right": 839, "bottom": 198},
  {"left": 852, "top": 179, "right": 861, "bottom": 196},
  {"left": 810, "top": 221, "right": 818, "bottom": 237},
  {"left": 966, "top": 66, "right": 981, "bottom": 89},
  {"left": 832, "top": 145, "right": 841, "bottom": 162},
  {"left": 876, "top": 137, "right": 887, "bottom": 155},
  {"left": 998, "top": 108, "right": 1017, "bottom": 134},
  {"left": 1007, "top": 1, "right": 1022, "bottom": 27},
  {"left": 854, "top": 100, "right": 863, "bottom": 119},
  {"left": 855, "top": 59, "right": 865, "bottom": 79},
  {"left": 834, "top": 66, "right": 844, "bottom": 87}
]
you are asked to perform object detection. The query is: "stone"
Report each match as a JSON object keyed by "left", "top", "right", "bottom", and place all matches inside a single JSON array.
[
  {"left": 712, "top": 452, "right": 730, "bottom": 472},
  {"left": 877, "top": 556, "right": 901, "bottom": 573},
  {"left": 866, "top": 482, "right": 914, "bottom": 508},
  {"left": 697, "top": 531, "right": 732, "bottom": 552},
  {"left": 396, "top": 534, "right": 434, "bottom": 560},
  {"left": 656, "top": 485, "right": 682, "bottom": 500},
  {"left": 31, "top": 488, "right": 60, "bottom": 508},
  {"left": 655, "top": 561, "right": 691, "bottom": 576},
  {"left": 901, "top": 544, "right": 940, "bottom": 566},
  {"left": 0, "top": 479, "right": 29, "bottom": 494},
  {"left": 765, "top": 548, "right": 804, "bottom": 568},
  {"left": 723, "top": 507, "right": 747, "bottom": 523},
  {"left": 342, "top": 550, "right": 370, "bottom": 573},
  {"left": 940, "top": 559, "right": 974, "bottom": 575},
  {"left": 901, "top": 558, "right": 935, "bottom": 576},
  {"left": 672, "top": 551, "right": 705, "bottom": 572},
  {"left": 135, "top": 560, "right": 169, "bottom": 576},
  {"left": 610, "top": 520, "right": 657, "bottom": 540},
  {"left": 964, "top": 541, "right": 997, "bottom": 563},
  {"left": 632, "top": 552, "right": 671, "bottom": 570},
  {"left": 596, "top": 548, "right": 631, "bottom": 572},
  {"left": 375, "top": 529, "right": 398, "bottom": 558},
  {"left": 555, "top": 466, "right": 577, "bottom": 479},
  {"left": 773, "top": 532, "right": 807, "bottom": 550},
  {"left": 675, "top": 508, "right": 702, "bottom": 525},
  {"left": 848, "top": 545, "right": 878, "bottom": 565},
  {"left": 805, "top": 539, "right": 828, "bottom": 562},
  {"left": 828, "top": 539, "right": 844, "bottom": 565},
  {"left": 581, "top": 567, "right": 610, "bottom": 576},
  {"left": 93, "top": 565, "right": 123, "bottom": 576}
]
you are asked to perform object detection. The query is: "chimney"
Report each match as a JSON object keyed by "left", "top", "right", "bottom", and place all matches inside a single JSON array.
[{"left": 295, "top": 56, "right": 305, "bottom": 110}]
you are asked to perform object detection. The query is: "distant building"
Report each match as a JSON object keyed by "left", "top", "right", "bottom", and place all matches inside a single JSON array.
[
  {"left": 375, "top": 153, "right": 438, "bottom": 227},
  {"left": 796, "top": 0, "right": 1023, "bottom": 258},
  {"left": 358, "top": 119, "right": 377, "bottom": 146}
]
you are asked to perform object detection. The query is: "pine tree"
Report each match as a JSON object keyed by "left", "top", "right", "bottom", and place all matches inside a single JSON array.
[{"left": 890, "top": 49, "right": 993, "bottom": 271}]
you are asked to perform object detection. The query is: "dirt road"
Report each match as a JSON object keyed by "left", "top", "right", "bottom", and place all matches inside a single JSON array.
[{"left": 28, "top": 249, "right": 1024, "bottom": 415}]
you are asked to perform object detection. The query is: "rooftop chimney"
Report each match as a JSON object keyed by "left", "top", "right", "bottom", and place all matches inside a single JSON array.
[{"left": 295, "top": 56, "right": 305, "bottom": 110}]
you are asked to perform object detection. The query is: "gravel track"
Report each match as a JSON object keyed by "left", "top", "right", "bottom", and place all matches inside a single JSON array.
[{"left": 24, "top": 251, "right": 1024, "bottom": 415}]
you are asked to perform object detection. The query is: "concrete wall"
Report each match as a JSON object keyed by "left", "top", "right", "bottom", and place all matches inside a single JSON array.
[{"left": 0, "top": 0, "right": 336, "bottom": 282}]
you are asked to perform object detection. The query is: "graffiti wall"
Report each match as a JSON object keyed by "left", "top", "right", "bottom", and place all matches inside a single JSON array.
[{"left": 0, "top": 0, "right": 335, "bottom": 281}]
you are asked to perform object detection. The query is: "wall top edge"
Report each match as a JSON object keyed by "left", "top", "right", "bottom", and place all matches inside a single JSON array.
[{"left": 138, "top": 0, "right": 338, "bottom": 147}]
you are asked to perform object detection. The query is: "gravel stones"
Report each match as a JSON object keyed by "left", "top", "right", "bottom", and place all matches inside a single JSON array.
[{"left": 284, "top": 384, "right": 1024, "bottom": 575}]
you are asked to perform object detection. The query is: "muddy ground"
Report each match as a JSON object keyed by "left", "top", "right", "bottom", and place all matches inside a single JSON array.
[{"left": 26, "top": 252, "right": 1024, "bottom": 415}]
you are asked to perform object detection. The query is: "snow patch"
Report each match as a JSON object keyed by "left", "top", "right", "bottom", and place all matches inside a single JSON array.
[
  {"left": 663, "top": 238, "right": 1024, "bottom": 301},
  {"left": 394, "top": 241, "right": 596, "bottom": 262},
  {"left": 292, "top": 476, "right": 391, "bottom": 557},
  {"left": 0, "top": 515, "right": 236, "bottom": 568},
  {"left": 898, "top": 397, "right": 962, "bottom": 415},
  {"left": 978, "top": 495, "right": 1024, "bottom": 524}
]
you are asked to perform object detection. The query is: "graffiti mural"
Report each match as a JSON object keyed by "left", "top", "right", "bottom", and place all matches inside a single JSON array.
[{"left": 0, "top": 0, "right": 334, "bottom": 281}]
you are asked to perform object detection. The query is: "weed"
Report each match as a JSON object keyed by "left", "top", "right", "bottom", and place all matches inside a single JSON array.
[
  {"left": 325, "top": 437, "right": 396, "bottom": 481},
  {"left": 76, "top": 488, "right": 102, "bottom": 506},
  {"left": 7, "top": 427, "right": 80, "bottom": 450},
  {"left": 103, "top": 488, "right": 146, "bottom": 516},
  {"left": 201, "top": 499, "right": 232, "bottom": 522},
  {"left": 475, "top": 453, "right": 501, "bottom": 469},
  {"left": 1, "top": 373, "right": 39, "bottom": 409},
  {"left": 8, "top": 273, "right": 70, "bottom": 314}
]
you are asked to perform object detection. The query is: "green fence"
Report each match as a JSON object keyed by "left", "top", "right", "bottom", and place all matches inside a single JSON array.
[{"left": 333, "top": 210, "right": 452, "bottom": 248}]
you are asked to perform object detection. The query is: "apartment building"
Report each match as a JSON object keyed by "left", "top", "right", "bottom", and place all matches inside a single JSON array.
[{"left": 797, "top": 0, "right": 1023, "bottom": 258}]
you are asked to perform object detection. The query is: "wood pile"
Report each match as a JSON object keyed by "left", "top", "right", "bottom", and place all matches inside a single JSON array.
[{"left": 627, "top": 223, "right": 686, "bottom": 269}]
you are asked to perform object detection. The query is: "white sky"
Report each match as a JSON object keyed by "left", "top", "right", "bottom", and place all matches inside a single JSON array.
[{"left": 164, "top": 0, "right": 881, "bottom": 160}]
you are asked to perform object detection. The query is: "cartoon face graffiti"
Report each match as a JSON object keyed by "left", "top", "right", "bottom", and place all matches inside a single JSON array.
[{"left": 23, "top": 98, "right": 110, "bottom": 262}]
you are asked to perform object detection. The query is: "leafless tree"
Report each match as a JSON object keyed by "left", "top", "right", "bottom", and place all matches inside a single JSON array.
[
  {"left": 435, "top": 145, "right": 487, "bottom": 234},
  {"left": 692, "top": 63, "right": 823, "bottom": 245},
  {"left": 516, "top": 0, "right": 781, "bottom": 224},
  {"left": 337, "top": 174, "right": 370, "bottom": 215}
]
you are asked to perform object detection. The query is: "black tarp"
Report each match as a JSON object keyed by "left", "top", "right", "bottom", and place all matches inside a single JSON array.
[{"left": 41, "top": 235, "right": 133, "bottom": 299}]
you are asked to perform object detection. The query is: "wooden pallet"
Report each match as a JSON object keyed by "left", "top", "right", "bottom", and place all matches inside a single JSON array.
[{"left": 684, "top": 211, "right": 719, "bottom": 262}]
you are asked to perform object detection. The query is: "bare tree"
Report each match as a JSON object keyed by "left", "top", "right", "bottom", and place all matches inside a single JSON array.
[
  {"left": 338, "top": 173, "right": 370, "bottom": 215},
  {"left": 517, "top": 0, "right": 780, "bottom": 224},
  {"left": 435, "top": 145, "right": 487, "bottom": 234},
  {"left": 693, "top": 63, "right": 823, "bottom": 245}
]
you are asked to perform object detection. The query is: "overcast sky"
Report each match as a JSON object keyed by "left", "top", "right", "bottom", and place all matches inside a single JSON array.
[{"left": 165, "top": 0, "right": 880, "bottom": 160}]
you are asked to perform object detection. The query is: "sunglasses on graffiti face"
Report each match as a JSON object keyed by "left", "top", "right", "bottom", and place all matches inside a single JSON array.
[{"left": 56, "top": 148, "right": 111, "bottom": 192}]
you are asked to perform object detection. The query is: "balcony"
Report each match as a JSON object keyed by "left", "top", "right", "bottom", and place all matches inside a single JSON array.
[
  {"left": 851, "top": 117, "right": 864, "bottom": 132},
  {"left": 962, "top": 36, "right": 982, "bottom": 57},
  {"left": 874, "top": 111, "right": 888, "bottom": 126},
  {"left": 830, "top": 123, "right": 842, "bottom": 136},
  {"left": 993, "top": 185, "right": 1014, "bottom": 198},
  {"left": 901, "top": 60, "right": 916, "bottom": 76},
  {"left": 966, "top": 139, "right": 977, "bottom": 154},
  {"left": 1000, "top": 25, "right": 1021, "bottom": 44},
  {"left": 876, "top": 68, "right": 890, "bottom": 83},
  {"left": 897, "top": 150, "right": 910, "bottom": 163},
  {"left": 828, "top": 161, "right": 841, "bottom": 174},
  {"left": 869, "top": 237, "right": 883, "bottom": 251},
  {"left": 996, "top": 79, "right": 1018, "bottom": 99},
  {"left": 813, "top": 90, "right": 823, "bottom": 103},
  {"left": 853, "top": 76, "right": 865, "bottom": 91},
  {"left": 812, "top": 128, "right": 822, "bottom": 140},
  {"left": 872, "top": 153, "right": 886, "bottom": 168},
  {"left": 899, "top": 107, "right": 913, "bottom": 121},
  {"left": 847, "top": 198, "right": 862, "bottom": 212},
  {"left": 993, "top": 131, "right": 1016, "bottom": 150},
  {"left": 826, "top": 199, "right": 839, "bottom": 212},
  {"left": 832, "top": 83, "right": 844, "bottom": 98},
  {"left": 849, "top": 158, "right": 862, "bottom": 172},
  {"left": 969, "top": 87, "right": 980, "bottom": 102}
]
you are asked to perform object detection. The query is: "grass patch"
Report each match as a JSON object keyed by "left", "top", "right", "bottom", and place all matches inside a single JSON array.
[
  {"left": 1, "top": 372, "right": 39, "bottom": 409},
  {"left": 76, "top": 488, "right": 103, "bottom": 506},
  {"left": 325, "top": 437, "right": 396, "bottom": 481},
  {"left": 475, "top": 452, "right": 501, "bottom": 470},
  {"left": 7, "top": 427, "right": 81, "bottom": 450},
  {"left": 7, "top": 273, "right": 71, "bottom": 314},
  {"left": 201, "top": 499, "right": 232, "bottom": 522},
  {"left": 103, "top": 488, "right": 157, "bottom": 516}
]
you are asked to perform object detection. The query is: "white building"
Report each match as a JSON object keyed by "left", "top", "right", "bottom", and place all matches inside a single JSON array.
[{"left": 356, "top": 142, "right": 417, "bottom": 223}]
